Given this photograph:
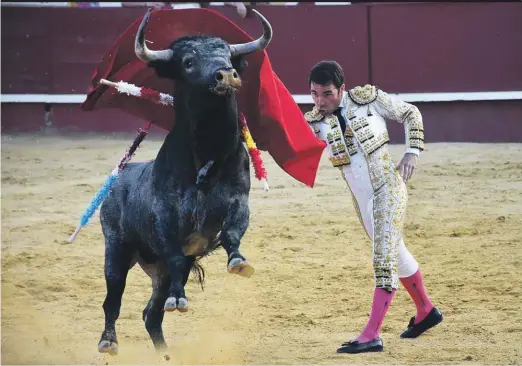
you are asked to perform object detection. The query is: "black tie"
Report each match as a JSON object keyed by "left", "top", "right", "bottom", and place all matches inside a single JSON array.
[{"left": 333, "top": 107, "right": 346, "bottom": 134}]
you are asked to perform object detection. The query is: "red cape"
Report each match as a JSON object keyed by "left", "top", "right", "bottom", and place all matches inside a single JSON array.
[{"left": 81, "top": 8, "right": 326, "bottom": 187}]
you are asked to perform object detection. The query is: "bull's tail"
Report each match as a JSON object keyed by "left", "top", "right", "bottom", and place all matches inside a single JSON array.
[{"left": 190, "top": 257, "right": 206, "bottom": 291}]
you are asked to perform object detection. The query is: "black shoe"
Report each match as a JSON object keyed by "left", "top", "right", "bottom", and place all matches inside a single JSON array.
[
  {"left": 336, "top": 337, "right": 383, "bottom": 354},
  {"left": 400, "top": 307, "right": 443, "bottom": 338}
]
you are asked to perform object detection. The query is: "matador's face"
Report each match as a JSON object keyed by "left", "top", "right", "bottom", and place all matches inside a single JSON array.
[{"left": 310, "top": 82, "right": 345, "bottom": 116}]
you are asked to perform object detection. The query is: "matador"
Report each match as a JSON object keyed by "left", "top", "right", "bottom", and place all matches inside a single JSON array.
[{"left": 304, "top": 61, "right": 443, "bottom": 354}]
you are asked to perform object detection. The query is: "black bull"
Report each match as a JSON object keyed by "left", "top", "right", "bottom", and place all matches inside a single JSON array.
[{"left": 97, "top": 9, "right": 273, "bottom": 355}]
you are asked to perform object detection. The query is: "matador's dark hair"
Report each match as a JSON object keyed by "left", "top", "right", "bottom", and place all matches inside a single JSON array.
[{"left": 308, "top": 60, "right": 344, "bottom": 89}]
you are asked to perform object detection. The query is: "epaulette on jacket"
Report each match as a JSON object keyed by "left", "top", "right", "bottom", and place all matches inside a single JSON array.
[
  {"left": 348, "top": 84, "right": 378, "bottom": 106},
  {"left": 304, "top": 107, "right": 323, "bottom": 123}
]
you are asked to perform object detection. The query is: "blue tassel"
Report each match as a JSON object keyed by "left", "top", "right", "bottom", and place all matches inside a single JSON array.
[
  {"left": 67, "top": 124, "right": 150, "bottom": 243},
  {"left": 80, "top": 172, "right": 119, "bottom": 226},
  {"left": 68, "top": 172, "right": 118, "bottom": 243}
]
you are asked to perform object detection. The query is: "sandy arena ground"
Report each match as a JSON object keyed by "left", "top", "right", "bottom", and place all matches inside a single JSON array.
[{"left": 1, "top": 134, "right": 521, "bottom": 365}]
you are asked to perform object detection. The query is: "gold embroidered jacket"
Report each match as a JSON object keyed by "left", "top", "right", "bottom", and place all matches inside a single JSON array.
[{"left": 304, "top": 85, "right": 425, "bottom": 167}]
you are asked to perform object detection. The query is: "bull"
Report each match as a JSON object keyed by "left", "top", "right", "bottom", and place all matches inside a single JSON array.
[{"left": 97, "top": 8, "right": 272, "bottom": 355}]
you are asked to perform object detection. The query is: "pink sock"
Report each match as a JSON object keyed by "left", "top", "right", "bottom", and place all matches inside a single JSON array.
[
  {"left": 400, "top": 269, "right": 434, "bottom": 324},
  {"left": 355, "top": 288, "right": 396, "bottom": 343}
]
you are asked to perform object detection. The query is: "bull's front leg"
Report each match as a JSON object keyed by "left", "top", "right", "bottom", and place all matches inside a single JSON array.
[
  {"left": 153, "top": 212, "right": 190, "bottom": 313},
  {"left": 163, "top": 254, "right": 191, "bottom": 312},
  {"left": 220, "top": 197, "right": 255, "bottom": 278}
]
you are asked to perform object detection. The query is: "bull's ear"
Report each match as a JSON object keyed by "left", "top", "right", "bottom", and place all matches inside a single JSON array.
[
  {"left": 149, "top": 60, "right": 180, "bottom": 80},
  {"left": 232, "top": 56, "right": 248, "bottom": 75}
]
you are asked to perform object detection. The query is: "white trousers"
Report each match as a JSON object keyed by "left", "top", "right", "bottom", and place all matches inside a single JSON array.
[{"left": 342, "top": 152, "right": 419, "bottom": 283}]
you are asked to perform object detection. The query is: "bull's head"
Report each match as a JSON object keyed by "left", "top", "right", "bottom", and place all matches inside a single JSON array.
[{"left": 134, "top": 8, "right": 272, "bottom": 96}]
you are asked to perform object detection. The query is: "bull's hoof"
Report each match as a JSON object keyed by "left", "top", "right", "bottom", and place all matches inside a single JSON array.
[
  {"left": 227, "top": 258, "right": 255, "bottom": 278},
  {"left": 177, "top": 297, "right": 189, "bottom": 312},
  {"left": 164, "top": 296, "right": 188, "bottom": 312},
  {"left": 98, "top": 340, "right": 119, "bottom": 355}
]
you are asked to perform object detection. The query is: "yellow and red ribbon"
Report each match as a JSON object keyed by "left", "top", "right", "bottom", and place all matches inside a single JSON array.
[{"left": 239, "top": 112, "right": 269, "bottom": 191}]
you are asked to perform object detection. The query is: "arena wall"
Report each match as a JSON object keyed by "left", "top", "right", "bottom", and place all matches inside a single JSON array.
[{"left": 2, "top": 3, "right": 521, "bottom": 141}]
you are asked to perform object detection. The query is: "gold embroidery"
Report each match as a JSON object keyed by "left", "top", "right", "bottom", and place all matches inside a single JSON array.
[
  {"left": 408, "top": 126, "right": 425, "bottom": 149},
  {"left": 358, "top": 128, "right": 375, "bottom": 143},
  {"left": 323, "top": 115, "right": 351, "bottom": 167},
  {"left": 332, "top": 141, "right": 346, "bottom": 155},
  {"left": 368, "top": 148, "right": 407, "bottom": 291},
  {"left": 348, "top": 84, "right": 377, "bottom": 105},
  {"left": 351, "top": 117, "right": 370, "bottom": 131},
  {"left": 408, "top": 129, "right": 424, "bottom": 140},
  {"left": 304, "top": 107, "right": 323, "bottom": 123},
  {"left": 345, "top": 126, "right": 354, "bottom": 138},
  {"left": 359, "top": 131, "right": 390, "bottom": 156},
  {"left": 327, "top": 115, "right": 339, "bottom": 129},
  {"left": 346, "top": 109, "right": 356, "bottom": 120},
  {"left": 366, "top": 147, "right": 397, "bottom": 191},
  {"left": 344, "top": 127, "right": 358, "bottom": 156},
  {"left": 347, "top": 143, "right": 357, "bottom": 156},
  {"left": 329, "top": 155, "right": 350, "bottom": 167},
  {"left": 404, "top": 107, "right": 424, "bottom": 150},
  {"left": 306, "top": 107, "right": 353, "bottom": 168},
  {"left": 375, "top": 90, "right": 425, "bottom": 151},
  {"left": 326, "top": 132, "right": 334, "bottom": 144},
  {"left": 330, "top": 129, "right": 342, "bottom": 141},
  {"left": 409, "top": 141, "right": 424, "bottom": 149}
]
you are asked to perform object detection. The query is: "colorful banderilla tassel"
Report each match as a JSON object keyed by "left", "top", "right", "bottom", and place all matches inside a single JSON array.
[
  {"left": 67, "top": 124, "right": 150, "bottom": 243},
  {"left": 239, "top": 112, "right": 269, "bottom": 191},
  {"left": 99, "top": 79, "right": 174, "bottom": 106}
]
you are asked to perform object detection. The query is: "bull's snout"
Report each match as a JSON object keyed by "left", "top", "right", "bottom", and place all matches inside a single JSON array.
[{"left": 215, "top": 69, "right": 242, "bottom": 89}]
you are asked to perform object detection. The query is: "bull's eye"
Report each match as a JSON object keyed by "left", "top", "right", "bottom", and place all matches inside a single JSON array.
[{"left": 183, "top": 59, "right": 193, "bottom": 69}]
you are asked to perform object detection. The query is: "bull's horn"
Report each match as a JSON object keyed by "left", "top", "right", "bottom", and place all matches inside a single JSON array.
[
  {"left": 135, "top": 8, "right": 173, "bottom": 62},
  {"left": 229, "top": 9, "right": 273, "bottom": 57}
]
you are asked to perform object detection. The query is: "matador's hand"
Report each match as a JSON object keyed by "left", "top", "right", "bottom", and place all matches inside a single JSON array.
[{"left": 397, "top": 153, "right": 418, "bottom": 183}]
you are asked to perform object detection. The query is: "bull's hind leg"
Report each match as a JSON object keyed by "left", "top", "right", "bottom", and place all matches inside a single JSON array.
[
  {"left": 142, "top": 258, "right": 197, "bottom": 350},
  {"left": 142, "top": 270, "right": 170, "bottom": 350},
  {"left": 98, "top": 240, "right": 133, "bottom": 356},
  {"left": 221, "top": 198, "right": 254, "bottom": 278}
]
